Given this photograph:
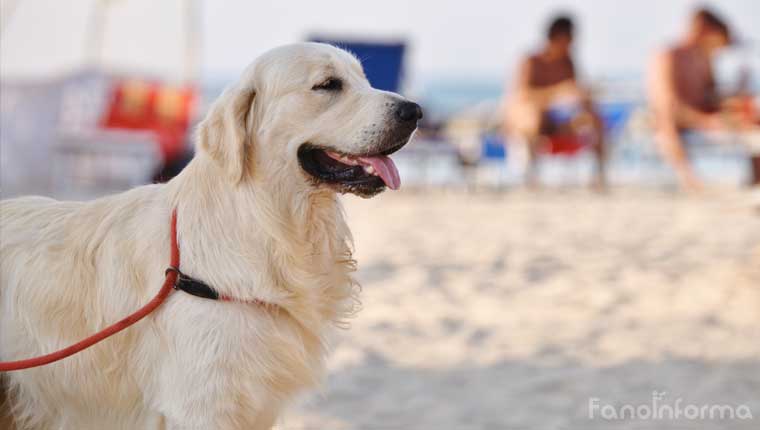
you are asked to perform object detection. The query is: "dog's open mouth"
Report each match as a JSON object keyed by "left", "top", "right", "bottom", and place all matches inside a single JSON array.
[{"left": 298, "top": 143, "right": 405, "bottom": 196}]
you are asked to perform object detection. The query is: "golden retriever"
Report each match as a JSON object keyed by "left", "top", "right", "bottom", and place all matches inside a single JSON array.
[{"left": 0, "top": 42, "right": 421, "bottom": 429}]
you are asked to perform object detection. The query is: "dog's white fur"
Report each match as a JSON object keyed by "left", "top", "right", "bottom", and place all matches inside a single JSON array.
[{"left": 0, "top": 43, "right": 413, "bottom": 429}]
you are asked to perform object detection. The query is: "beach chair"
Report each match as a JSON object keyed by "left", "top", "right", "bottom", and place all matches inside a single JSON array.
[
  {"left": 543, "top": 101, "right": 632, "bottom": 153},
  {"left": 683, "top": 130, "right": 759, "bottom": 186},
  {"left": 626, "top": 100, "right": 760, "bottom": 188},
  {"left": 55, "top": 78, "right": 197, "bottom": 196},
  {"left": 465, "top": 131, "right": 511, "bottom": 189},
  {"left": 308, "top": 36, "right": 406, "bottom": 93},
  {"left": 100, "top": 80, "right": 196, "bottom": 163},
  {"left": 528, "top": 101, "right": 634, "bottom": 185}
]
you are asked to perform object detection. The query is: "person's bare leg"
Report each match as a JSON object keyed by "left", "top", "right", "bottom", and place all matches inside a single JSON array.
[
  {"left": 525, "top": 136, "right": 541, "bottom": 188},
  {"left": 655, "top": 122, "right": 703, "bottom": 192},
  {"left": 571, "top": 108, "right": 607, "bottom": 190},
  {"left": 588, "top": 111, "right": 607, "bottom": 190},
  {"left": 751, "top": 156, "right": 760, "bottom": 186},
  {"left": 510, "top": 102, "right": 543, "bottom": 189}
]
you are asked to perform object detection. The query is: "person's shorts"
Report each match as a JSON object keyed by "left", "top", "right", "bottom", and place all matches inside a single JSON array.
[{"left": 540, "top": 103, "right": 584, "bottom": 135}]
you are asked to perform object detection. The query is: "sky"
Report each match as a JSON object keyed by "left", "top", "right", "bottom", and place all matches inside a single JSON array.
[{"left": 2, "top": 0, "right": 759, "bottom": 85}]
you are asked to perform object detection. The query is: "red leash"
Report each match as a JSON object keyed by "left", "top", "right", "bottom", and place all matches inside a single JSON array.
[{"left": 0, "top": 211, "right": 181, "bottom": 372}]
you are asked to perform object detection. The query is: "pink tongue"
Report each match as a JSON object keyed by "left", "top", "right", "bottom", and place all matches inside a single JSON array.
[{"left": 357, "top": 155, "right": 401, "bottom": 190}]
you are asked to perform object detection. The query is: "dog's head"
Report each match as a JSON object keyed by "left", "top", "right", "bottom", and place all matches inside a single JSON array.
[{"left": 197, "top": 43, "right": 421, "bottom": 198}]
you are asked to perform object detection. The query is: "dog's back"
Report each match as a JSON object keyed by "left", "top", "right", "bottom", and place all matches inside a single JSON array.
[
  {"left": 0, "top": 196, "right": 83, "bottom": 267},
  {"left": 0, "top": 191, "right": 168, "bottom": 428},
  {"left": 0, "top": 196, "right": 86, "bottom": 328},
  {"left": 0, "top": 194, "right": 34, "bottom": 428},
  {"left": 0, "top": 197, "right": 85, "bottom": 428}
]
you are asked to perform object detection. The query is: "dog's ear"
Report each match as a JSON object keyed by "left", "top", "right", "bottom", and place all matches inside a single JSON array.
[{"left": 197, "top": 82, "right": 256, "bottom": 184}]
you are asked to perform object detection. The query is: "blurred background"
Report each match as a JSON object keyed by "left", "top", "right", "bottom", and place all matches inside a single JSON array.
[
  {"left": 2, "top": 0, "right": 760, "bottom": 195},
  {"left": 2, "top": 1, "right": 760, "bottom": 429}
]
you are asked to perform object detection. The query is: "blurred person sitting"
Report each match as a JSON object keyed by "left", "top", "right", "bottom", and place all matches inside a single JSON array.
[
  {"left": 503, "top": 15, "right": 607, "bottom": 189},
  {"left": 648, "top": 7, "right": 760, "bottom": 191}
]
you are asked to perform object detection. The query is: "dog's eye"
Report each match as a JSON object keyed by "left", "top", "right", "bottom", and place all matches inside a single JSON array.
[{"left": 312, "top": 78, "right": 343, "bottom": 91}]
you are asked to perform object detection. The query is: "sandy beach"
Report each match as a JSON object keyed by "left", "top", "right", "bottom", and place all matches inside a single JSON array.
[{"left": 283, "top": 188, "right": 760, "bottom": 430}]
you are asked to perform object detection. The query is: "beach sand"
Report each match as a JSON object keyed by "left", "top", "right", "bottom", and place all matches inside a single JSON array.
[{"left": 282, "top": 188, "right": 760, "bottom": 430}]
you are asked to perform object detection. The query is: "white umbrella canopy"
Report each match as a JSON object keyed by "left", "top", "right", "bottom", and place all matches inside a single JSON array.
[{"left": 1, "top": 0, "right": 196, "bottom": 83}]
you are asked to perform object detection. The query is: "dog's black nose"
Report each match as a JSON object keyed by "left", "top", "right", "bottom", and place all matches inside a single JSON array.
[{"left": 396, "top": 101, "right": 423, "bottom": 122}]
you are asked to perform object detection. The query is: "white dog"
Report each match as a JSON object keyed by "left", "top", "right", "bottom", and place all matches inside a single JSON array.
[{"left": 0, "top": 42, "right": 421, "bottom": 429}]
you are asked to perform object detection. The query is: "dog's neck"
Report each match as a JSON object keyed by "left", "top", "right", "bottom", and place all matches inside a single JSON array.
[{"left": 165, "top": 156, "right": 359, "bottom": 330}]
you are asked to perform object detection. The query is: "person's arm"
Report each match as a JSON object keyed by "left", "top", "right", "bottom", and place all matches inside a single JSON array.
[{"left": 648, "top": 51, "right": 704, "bottom": 191}]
